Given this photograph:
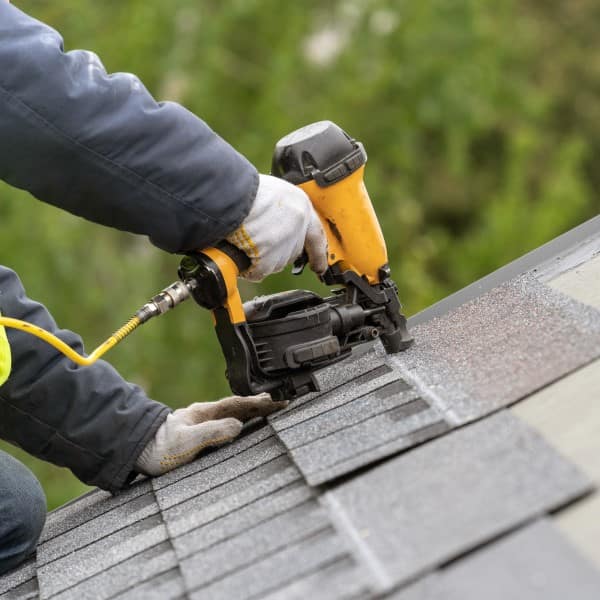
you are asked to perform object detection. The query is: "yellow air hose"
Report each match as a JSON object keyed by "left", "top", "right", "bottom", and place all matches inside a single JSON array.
[
  {"left": 0, "top": 315, "right": 142, "bottom": 366},
  {"left": 0, "top": 279, "right": 194, "bottom": 367}
]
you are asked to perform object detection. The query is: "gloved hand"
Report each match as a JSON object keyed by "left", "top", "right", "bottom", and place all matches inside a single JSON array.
[
  {"left": 135, "top": 393, "right": 283, "bottom": 476},
  {"left": 226, "top": 174, "right": 328, "bottom": 282}
]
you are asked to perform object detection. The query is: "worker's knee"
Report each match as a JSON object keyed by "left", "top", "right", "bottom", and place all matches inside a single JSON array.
[{"left": 0, "top": 450, "right": 46, "bottom": 574}]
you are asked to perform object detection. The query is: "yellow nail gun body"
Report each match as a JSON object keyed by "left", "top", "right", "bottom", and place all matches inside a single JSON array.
[{"left": 180, "top": 121, "right": 413, "bottom": 400}]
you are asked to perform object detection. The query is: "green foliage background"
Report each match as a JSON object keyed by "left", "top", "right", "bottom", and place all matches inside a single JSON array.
[{"left": 0, "top": 0, "right": 598, "bottom": 509}]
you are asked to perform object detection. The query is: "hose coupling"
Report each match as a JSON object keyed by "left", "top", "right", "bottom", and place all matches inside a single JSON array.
[{"left": 135, "top": 280, "right": 197, "bottom": 323}]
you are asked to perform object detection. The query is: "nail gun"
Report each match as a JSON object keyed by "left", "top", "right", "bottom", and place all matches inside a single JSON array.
[
  {"left": 0, "top": 121, "right": 412, "bottom": 398},
  {"left": 177, "top": 121, "right": 413, "bottom": 401}
]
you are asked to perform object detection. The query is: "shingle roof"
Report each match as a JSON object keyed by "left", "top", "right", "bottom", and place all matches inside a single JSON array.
[{"left": 2, "top": 215, "right": 600, "bottom": 600}]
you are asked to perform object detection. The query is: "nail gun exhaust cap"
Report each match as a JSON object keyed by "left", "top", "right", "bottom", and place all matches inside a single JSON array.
[{"left": 271, "top": 120, "right": 367, "bottom": 187}]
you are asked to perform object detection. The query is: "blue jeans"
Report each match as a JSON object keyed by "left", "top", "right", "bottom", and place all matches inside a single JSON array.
[{"left": 0, "top": 450, "right": 46, "bottom": 574}]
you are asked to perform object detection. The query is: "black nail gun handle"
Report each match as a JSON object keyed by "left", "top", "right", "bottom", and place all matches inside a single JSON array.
[{"left": 179, "top": 242, "right": 288, "bottom": 398}]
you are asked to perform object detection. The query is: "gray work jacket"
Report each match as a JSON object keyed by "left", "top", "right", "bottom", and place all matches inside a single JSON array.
[{"left": 0, "top": 3, "right": 258, "bottom": 492}]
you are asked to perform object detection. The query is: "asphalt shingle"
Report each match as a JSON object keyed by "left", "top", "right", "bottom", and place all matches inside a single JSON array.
[
  {"left": 48, "top": 541, "right": 179, "bottom": 600},
  {"left": 269, "top": 344, "right": 451, "bottom": 485},
  {"left": 154, "top": 429, "right": 286, "bottom": 511},
  {"left": 0, "top": 577, "right": 38, "bottom": 600},
  {"left": 39, "top": 479, "right": 152, "bottom": 544},
  {"left": 389, "top": 520, "right": 600, "bottom": 600},
  {"left": 111, "top": 568, "right": 185, "bottom": 600},
  {"left": 36, "top": 513, "right": 168, "bottom": 599},
  {"left": 3, "top": 222, "right": 600, "bottom": 600},
  {"left": 37, "top": 492, "right": 159, "bottom": 566},
  {"left": 184, "top": 526, "right": 360, "bottom": 600},
  {"left": 166, "top": 472, "right": 311, "bottom": 549},
  {"left": 259, "top": 556, "right": 372, "bottom": 600},
  {"left": 179, "top": 499, "right": 330, "bottom": 590},
  {"left": 392, "top": 276, "right": 600, "bottom": 423},
  {"left": 0, "top": 558, "right": 37, "bottom": 600},
  {"left": 0, "top": 559, "right": 36, "bottom": 597},
  {"left": 324, "top": 411, "right": 591, "bottom": 591}
]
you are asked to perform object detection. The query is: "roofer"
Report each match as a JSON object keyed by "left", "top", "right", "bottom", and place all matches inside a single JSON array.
[{"left": 0, "top": 1, "right": 327, "bottom": 574}]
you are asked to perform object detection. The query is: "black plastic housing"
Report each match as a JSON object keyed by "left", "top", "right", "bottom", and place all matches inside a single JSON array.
[{"left": 271, "top": 120, "right": 366, "bottom": 187}]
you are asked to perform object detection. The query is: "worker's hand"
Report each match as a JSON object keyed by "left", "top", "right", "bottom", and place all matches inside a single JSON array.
[
  {"left": 226, "top": 174, "right": 328, "bottom": 282},
  {"left": 134, "top": 393, "right": 283, "bottom": 476}
]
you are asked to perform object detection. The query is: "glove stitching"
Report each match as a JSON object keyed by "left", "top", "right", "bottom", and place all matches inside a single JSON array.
[{"left": 239, "top": 226, "right": 259, "bottom": 258}]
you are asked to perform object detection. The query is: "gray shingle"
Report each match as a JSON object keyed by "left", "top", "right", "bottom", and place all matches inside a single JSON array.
[
  {"left": 393, "top": 276, "right": 600, "bottom": 423},
  {"left": 112, "top": 568, "right": 185, "bottom": 600},
  {"left": 269, "top": 366, "right": 402, "bottom": 433},
  {"left": 269, "top": 346, "right": 453, "bottom": 485},
  {"left": 185, "top": 527, "right": 357, "bottom": 600},
  {"left": 324, "top": 411, "right": 592, "bottom": 591},
  {"left": 154, "top": 435, "right": 287, "bottom": 511},
  {"left": 164, "top": 456, "right": 304, "bottom": 539},
  {"left": 389, "top": 520, "right": 600, "bottom": 600},
  {"left": 0, "top": 559, "right": 36, "bottom": 596},
  {"left": 49, "top": 541, "right": 178, "bottom": 600},
  {"left": 37, "top": 492, "right": 159, "bottom": 566},
  {"left": 259, "top": 556, "right": 373, "bottom": 600},
  {"left": 306, "top": 419, "right": 450, "bottom": 486},
  {"left": 289, "top": 399, "right": 447, "bottom": 486},
  {"left": 0, "top": 575, "right": 37, "bottom": 600},
  {"left": 171, "top": 480, "right": 314, "bottom": 560},
  {"left": 40, "top": 480, "right": 151, "bottom": 544},
  {"left": 179, "top": 500, "right": 330, "bottom": 590},
  {"left": 36, "top": 513, "right": 168, "bottom": 599}
]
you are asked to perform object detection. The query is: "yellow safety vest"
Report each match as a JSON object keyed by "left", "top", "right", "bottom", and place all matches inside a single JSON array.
[{"left": 0, "top": 313, "right": 11, "bottom": 386}]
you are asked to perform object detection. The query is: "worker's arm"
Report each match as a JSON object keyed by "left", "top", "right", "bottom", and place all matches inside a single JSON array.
[
  {"left": 0, "top": 2, "right": 257, "bottom": 253},
  {"left": 0, "top": 267, "right": 169, "bottom": 493}
]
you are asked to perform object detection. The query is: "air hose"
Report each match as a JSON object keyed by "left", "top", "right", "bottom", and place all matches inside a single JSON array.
[{"left": 0, "top": 280, "right": 195, "bottom": 367}]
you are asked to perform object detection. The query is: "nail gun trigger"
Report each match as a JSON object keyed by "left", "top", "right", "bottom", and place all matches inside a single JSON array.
[{"left": 292, "top": 250, "right": 309, "bottom": 276}]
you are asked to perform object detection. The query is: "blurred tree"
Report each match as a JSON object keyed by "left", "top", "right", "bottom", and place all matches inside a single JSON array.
[{"left": 0, "top": 0, "right": 598, "bottom": 509}]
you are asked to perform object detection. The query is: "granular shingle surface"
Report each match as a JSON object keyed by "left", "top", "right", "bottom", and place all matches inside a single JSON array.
[
  {"left": 389, "top": 519, "right": 600, "bottom": 600},
  {"left": 2, "top": 220, "right": 600, "bottom": 600},
  {"left": 393, "top": 275, "right": 600, "bottom": 423},
  {"left": 324, "top": 411, "right": 591, "bottom": 590}
]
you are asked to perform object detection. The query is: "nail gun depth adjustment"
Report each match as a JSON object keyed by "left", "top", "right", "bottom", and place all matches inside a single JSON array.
[{"left": 180, "top": 121, "right": 413, "bottom": 401}]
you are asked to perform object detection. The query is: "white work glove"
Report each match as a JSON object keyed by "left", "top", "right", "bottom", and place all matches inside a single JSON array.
[
  {"left": 226, "top": 174, "right": 328, "bottom": 282},
  {"left": 135, "top": 393, "right": 283, "bottom": 476}
]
